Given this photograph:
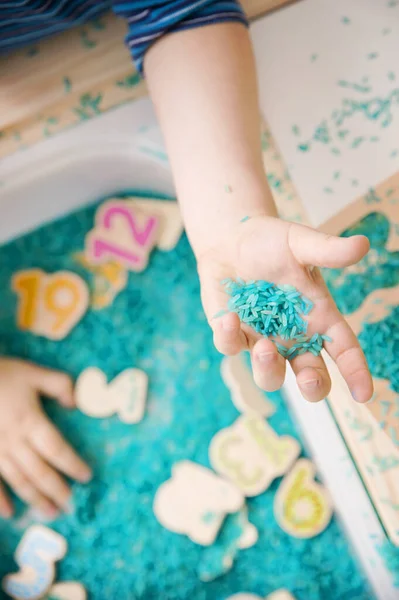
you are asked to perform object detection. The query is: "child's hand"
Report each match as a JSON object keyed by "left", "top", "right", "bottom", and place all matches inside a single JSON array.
[
  {"left": 198, "top": 215, "right": 373, "bottom": 404},
  {"left": 0, "top": 359, "right": 92, "bottom": 520}
]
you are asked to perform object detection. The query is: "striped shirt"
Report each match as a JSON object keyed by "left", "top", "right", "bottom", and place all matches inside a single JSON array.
[{"left": 0, "top": 0, "right": 248, "bottom": 72}]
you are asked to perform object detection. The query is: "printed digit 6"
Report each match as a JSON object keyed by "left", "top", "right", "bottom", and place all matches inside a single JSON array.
[{"left": 274, "top": 460, "right": 332, "bottom": 538}]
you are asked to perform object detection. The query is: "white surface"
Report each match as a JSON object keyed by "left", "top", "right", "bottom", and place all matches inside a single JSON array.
[
  {"left": 0, "top": 93, "right": 394, "bottom": 595},
  {"left": 251, "top": 0, "right": 399, "bottom": 226}
]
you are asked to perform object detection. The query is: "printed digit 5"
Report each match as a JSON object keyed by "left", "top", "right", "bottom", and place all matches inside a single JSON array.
[{"left": 2, "top": 526, "right": 67, "bottom": 600}]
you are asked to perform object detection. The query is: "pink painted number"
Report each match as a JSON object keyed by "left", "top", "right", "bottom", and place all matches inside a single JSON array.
[
  {"left": 90, "top": 204, "right": 158, "bottom": 269},
  {"left": 102, "top": 205, "right": 157, "bottom": 247}
]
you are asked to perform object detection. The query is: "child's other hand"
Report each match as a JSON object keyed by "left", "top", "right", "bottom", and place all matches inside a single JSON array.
[
  {"left": 0, "top": 359, "right": 92, "bottom": 520},
  {"left": 198, "top": 215, "right": 373, "bottom": 404}
]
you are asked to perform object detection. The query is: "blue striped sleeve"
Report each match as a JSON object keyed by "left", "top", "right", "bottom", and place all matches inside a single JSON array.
[{"left": 112, "top": 0, "right": 248, "bottom": 74}]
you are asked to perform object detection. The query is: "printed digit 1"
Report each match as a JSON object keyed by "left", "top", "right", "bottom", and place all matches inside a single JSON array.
[
  {"left": 91, "top": 238, "right": 142, "bottom": 267},
  {"left": 102, "top": 205, "right": 158, "bottom": 248},
  {"left": 12, "top": 270, "right": 42, "bottom": 331}
]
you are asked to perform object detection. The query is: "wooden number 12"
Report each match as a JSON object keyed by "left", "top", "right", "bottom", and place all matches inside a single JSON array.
[{"left": 85, "top": 200, "right": 159, "bottom": 271}]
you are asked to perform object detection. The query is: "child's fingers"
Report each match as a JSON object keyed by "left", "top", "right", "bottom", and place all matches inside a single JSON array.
[
  {"left": 251, "top": 338, "right": 286, "bottom": 392},
  {"left": 13, "top": 441, "right": 71, "bottom": 513},
  {"left": 290, "top": 352, "right": 331, "bottom": 402},
  {"left": 198, "top": 264, "right": 247, "bottom": 355},
  {"left": 25, "top": 363, "right": 75, "bottom": 408},
  {"left": 198, "top": 261, "right": 228, "bottom": 322},
  {"left": 0, "top": 480, "right": 13, "bottom": 519},
  {"left": 0, "top": 456, "right": 58, "bottom": 518},
  {"left": 289, "top": 224, "right": 370, "bottom": 269},
  {"left": 324, "top": 318, "right": 373, "bottom": 403},
  {"left": 213, "top": 312, "right": 247, "bottom": 355},
  {"left": 29, "top": 416, "right": 92, "bottom": 483}
]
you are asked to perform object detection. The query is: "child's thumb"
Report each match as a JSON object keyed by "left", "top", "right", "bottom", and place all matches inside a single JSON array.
[
  {"left": 27, "top": 364, "right": 75, "bottom": 408},
  {"left": 289, "top": 224, "right": 370, "bottom": 269}
]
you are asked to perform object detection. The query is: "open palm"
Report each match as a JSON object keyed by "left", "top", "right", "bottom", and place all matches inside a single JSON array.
[{"left": 198, "top": 216, "right": 373, "bottom": 404}]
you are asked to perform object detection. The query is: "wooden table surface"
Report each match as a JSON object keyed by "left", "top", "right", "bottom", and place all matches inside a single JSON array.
[{"left": 0, "top": 0, "right": 295, "bottom": 158}]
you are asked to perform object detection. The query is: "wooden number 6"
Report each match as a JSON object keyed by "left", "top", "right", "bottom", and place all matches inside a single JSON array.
[{"left": 274, "top": 459, "right": 332, "bottom": 538}]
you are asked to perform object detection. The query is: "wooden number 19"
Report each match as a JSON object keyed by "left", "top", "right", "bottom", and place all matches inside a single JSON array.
[{"left": 12, "top": 269, "right": 89, "bottom": 340}]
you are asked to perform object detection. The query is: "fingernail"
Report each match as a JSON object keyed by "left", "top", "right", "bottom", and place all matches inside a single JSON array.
[
  {"left": 302, "top": 378, "right": 319, "bottom": 390},
  {"left": 256, "top": 352, "right": 276, "bottom": 364},
  {"left": 351, "top": 388, "right": 367, "bottom": 403}
]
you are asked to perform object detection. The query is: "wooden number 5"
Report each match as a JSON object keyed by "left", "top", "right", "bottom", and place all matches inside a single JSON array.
[{"left": 2, "top": 525, "right": 67, "bottom": 600}]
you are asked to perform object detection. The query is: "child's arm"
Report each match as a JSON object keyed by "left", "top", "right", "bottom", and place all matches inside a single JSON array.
[
  {"left": 0, "top": 359, "right": 92, "bottom": 519},
  {"left": 145, "top": 23, "right": 277, "bottom": 247},
  {"left": 144, "top": 22, "right": 373, "bottom": 404}
]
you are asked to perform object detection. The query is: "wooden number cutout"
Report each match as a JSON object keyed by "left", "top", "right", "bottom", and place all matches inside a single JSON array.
[
  {"left": 227, "top": 591, "right": 296, "bottom": 600},
  {"left": 45, "top": 582, "right": 86, "bottom": 600},
  {"left": 274, "top": 459, "right": 332, "bottom": 538},
  {"left": 209, "top": 415, "right": 300, "bottom": 497},
  {"left": 2, "top": 525, "right": 67, "bottom": 600},
  {"left": 12, "top": 269, "right": 89, "bottom": 340},
  {"left": 153, "top": 460, "right": 244, "bottom": 546},
  {"left": 76, "top": 367, "right": 148, "bottom": 424},
  {"left": 74, "top": 252, "right": 127, "bottom": 310},
  {"left": 125, "top": 198, "right": 183, "bottom": 251},
  {"left": 86, "top": 200, "right": 159, "bottom": 271}
]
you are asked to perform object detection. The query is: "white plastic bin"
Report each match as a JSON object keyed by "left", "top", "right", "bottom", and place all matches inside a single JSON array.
[{"left": 0, "top": 97, "right": 395, "bottom": 599}]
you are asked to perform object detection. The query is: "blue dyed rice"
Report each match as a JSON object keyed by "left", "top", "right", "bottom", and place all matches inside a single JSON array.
[
  {"left": 222, "top": 278, "right": 332, "bottom": 359},
  {"left": 358, "top": 306, "right": 399, "bottom": 393}
]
